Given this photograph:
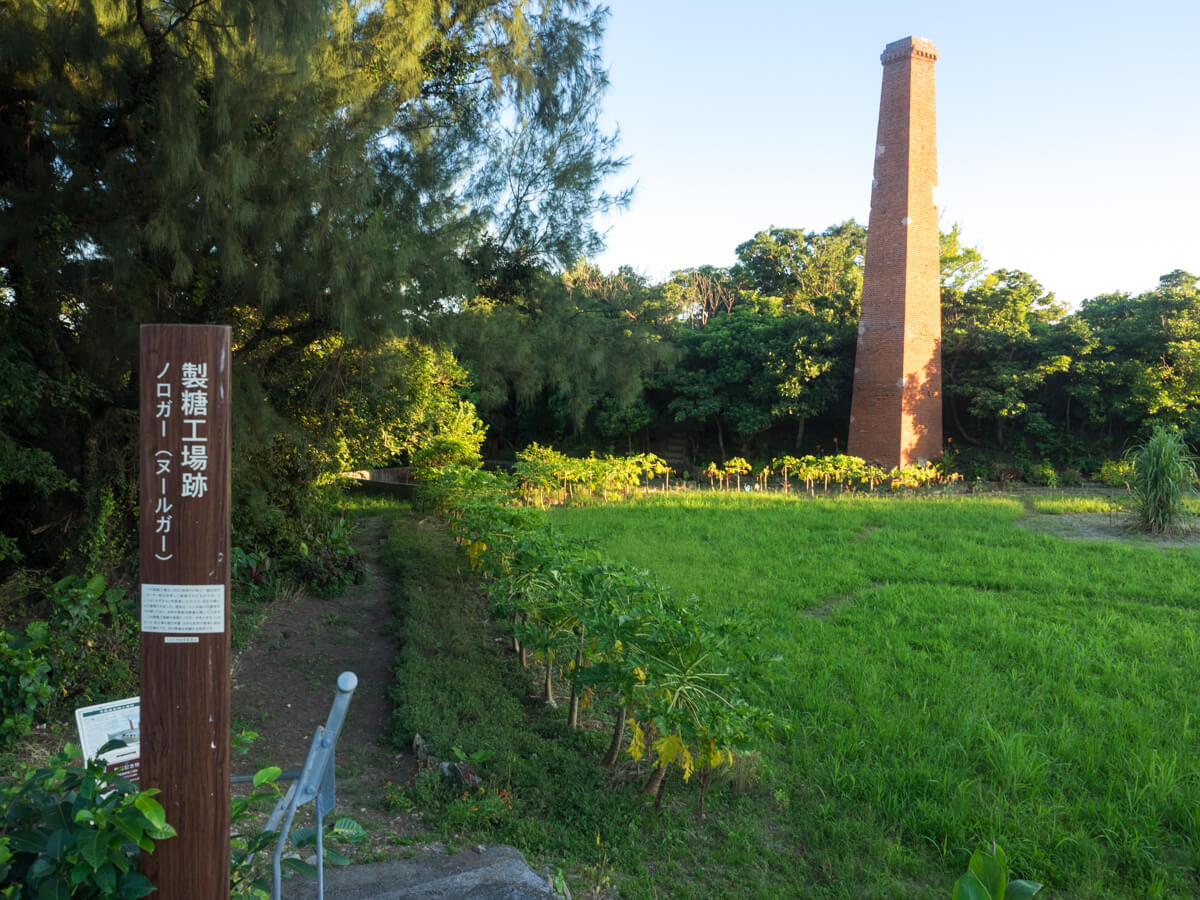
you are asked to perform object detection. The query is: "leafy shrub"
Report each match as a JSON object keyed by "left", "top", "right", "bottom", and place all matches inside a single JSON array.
[
  {"left": 0, "top": 746, "right": 175, "bottom": 898},
  {"left": 991, "top": 465, "right": 1021, "bottom": 488},
  {"left": 42, "top": 576, "right": 138, "bottom": 716},
  {"left": 1058, "top": 466, "right": 1083, "bottom": 487},
  {"left": 409, "top": 401, "right": 486, "bottom": 482},
  {"left": 0, "top": 622, "right": 51, "bottom": 750},
  {"left": 292, "top": 511, "right": 365, "bottom": 598},
  {"left": 1097, "top": 458, "right": 1135, "bottom": 487},
  {"left": 1129, "top": 426, "right": 1197, "bottom": 535},
  {"left": 1021, "top": 459, "right": 1058, "bottom": 487},
  {"left": 47, "top": 575, "right": 126, "bottom": 629},
  {"left": 231, "top": 547, "right": 274, "bottom": 603},
  {"left": 1, "top": 574, "right": 142, "bottom": 749}
]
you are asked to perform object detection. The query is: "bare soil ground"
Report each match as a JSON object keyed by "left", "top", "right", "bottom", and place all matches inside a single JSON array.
[
  {"left": 1014, "top": 503, "right": 1200, "bottom": 548},
  {"left": 230, "top": 515, "right": 426, "bottom": 860}
]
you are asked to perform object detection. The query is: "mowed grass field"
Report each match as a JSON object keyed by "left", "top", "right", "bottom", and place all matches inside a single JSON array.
[{"left": 552, "top": 491, "right": 1200, "bottom": 898}]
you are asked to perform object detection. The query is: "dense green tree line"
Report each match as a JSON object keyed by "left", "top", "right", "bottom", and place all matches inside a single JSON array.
[
  {"left": 0, "top": 0, "right": 625, "bottom": 588},
  {"left": 453, "top": 223, "right": 1199, "bottom": 477}
]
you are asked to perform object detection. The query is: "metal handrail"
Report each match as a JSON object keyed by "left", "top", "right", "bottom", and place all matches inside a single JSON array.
[{"left": 255, "top": 671, "right": 358, "bottom": 900}]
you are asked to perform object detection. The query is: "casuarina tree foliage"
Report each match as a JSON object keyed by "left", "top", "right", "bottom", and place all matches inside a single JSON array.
[{"left": 0, "top": 0, "right": 627, "bottom": 573}]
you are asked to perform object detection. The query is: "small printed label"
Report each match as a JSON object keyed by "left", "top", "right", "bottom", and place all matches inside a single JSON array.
[
  {"left": 163, "top": 636, "right": 200, "bottom": 644},
  {"left": 141, "top": 583, "right": 225, "bottom": 634}
]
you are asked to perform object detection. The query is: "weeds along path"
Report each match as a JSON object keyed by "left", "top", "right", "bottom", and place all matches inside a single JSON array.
[{"left": 231, "top": 514, "right": 423, "bottom": 859}]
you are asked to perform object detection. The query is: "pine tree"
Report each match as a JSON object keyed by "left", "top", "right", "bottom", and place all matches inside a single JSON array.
[{"left": 0, "top": 0, "right": 627, "bottom": 567}]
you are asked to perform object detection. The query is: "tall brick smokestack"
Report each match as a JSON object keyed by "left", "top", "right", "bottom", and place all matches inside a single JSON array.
[{"left": 847, "top": 36, "right": 942, "bottom": 469}]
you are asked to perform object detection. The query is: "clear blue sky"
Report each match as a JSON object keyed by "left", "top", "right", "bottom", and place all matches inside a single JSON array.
[{"left": 591, "top": 0, "right": 1200, "bottom": 308}]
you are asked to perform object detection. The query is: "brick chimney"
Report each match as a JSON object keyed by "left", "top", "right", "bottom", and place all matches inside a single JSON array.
[{"left": 847, "top": 36, "right": 943, "bottom": 469}]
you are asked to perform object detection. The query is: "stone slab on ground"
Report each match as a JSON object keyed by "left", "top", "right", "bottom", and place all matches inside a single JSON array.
[{"left": 285, "top": 845, "right": 561, "bottom": 899}]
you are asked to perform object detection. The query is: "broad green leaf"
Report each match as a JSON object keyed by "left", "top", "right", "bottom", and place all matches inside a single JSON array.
[
  {"left": 76, "top": 828, "right": 105, "bottom": 869},
  {"left": 43, "top": 803, "right": 71, "bottom": 831},
  {"left": 27, "top": 857, "right": 54, "bottom": 884},
  {"left": 133, "top": 795, "right": 167, "bottom": 831},
  {"left": 281, "top": 858, "right": 318, "bottom": 879},
  {"left": 9, "top": 829, "right": 48, "bottom": 854},
  {"left": 332, "top": 818, "right": 367, "bottom": 843},
  {"left": 35, "top": 876, "right": 70, "bottom": 900},
  {"left": 117, "top": 870, "right": 156, "bottom": 899},
  {"left": 147, "top": 822, "right": 178, "bottom": 841},
  {"left": 96, "top": 739, "right": 129, "bottom": 757},
  {"left": 43, "top": 828, "right": 68, "bottom": 862},
  {"left": 1007, "top": 879, "right": 1043, "bottom": 899},
  {"left": 290, "top": 826, "right": 317, "bottom": 848},
  {"left": 253, "top": 766, "right": 282, "bottom": 788},
  {"left": 70, "top": 862, "right": 90, "bottom": 885},
  {"left": 968, "top": 848, "right": 1005, "bottom": 899},
  {"left": 112, "top": 815, "right": 143, "bottom": 845},
  {"left": 94, "top": 863, "right": 118, "bottom": 894},
  {"left": 952, "top": 871, "right": 991, "bottom": 900},
  {"left": 324, "top": 848, "right": 351, "bottom": 867}
]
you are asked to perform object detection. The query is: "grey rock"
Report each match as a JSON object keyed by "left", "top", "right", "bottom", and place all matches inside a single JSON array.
[{"left": 285, "top": 845, "right": 560, "bottom": 899}]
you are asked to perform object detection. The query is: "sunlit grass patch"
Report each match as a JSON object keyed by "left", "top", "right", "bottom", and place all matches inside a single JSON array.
[
  {"left": 1027, "top": 494, "right": 1123, "bottom": 514},
  {"left": 552, "top": 491, "right": 1200, "bottom": 898}
]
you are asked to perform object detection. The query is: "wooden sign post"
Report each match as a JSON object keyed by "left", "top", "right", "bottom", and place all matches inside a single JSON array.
[{"left": 139, "top": 325, "right": 232, "bottom": 898}]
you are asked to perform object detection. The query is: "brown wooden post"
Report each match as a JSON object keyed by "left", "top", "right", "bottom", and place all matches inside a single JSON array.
[{"left": 139, "top": 325, "right": 232, "bottom": 898}]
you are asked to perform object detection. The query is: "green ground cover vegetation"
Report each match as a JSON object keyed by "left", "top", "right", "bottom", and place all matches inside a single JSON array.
[{"left": 543, "top": 491, "right": 1200, "bottom": 898}]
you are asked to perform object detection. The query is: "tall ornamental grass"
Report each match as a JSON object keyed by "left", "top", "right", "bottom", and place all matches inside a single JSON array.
[{"left": 1130, "top": 426, "right": 1197, "bottom": 534}]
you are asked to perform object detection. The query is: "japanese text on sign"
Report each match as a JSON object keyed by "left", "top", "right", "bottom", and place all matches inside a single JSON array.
[
  {"left": 141, "top": 584, "right": 225, "bottom": 634},
  {"left": 151, "top": 361, "right": 210, "bottom": 561}
]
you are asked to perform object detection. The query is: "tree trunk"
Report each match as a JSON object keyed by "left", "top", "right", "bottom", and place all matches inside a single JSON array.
[
  {"left": 654, "top": 773, "right": 668, "bottom": 811},
  {"left": 544, "top": 653, "right": 556, "bottom": 707},
  {"left": 567, "top": 630, "right": 585, "bottom": 728},
  {"left": 795, "top": 417, "right": 806, "bottom": 450},
  {"left": 601, "top": 704, "right": 628, "bottom": 768},
  {"left": 946, "top": 385, "right": 981, "bottom": 447},
  {"left": 642, "top": 762, "right": 668, "bottom": 798},
  {"left": 713, "top": 414, "right": 726, "bottom": 463}
]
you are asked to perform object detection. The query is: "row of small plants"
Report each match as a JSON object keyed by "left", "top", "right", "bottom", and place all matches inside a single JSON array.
[
  {"left": 707, "top": 453, "right": 961, "bottom": 494},
  {"left": 421, "top": 463, "right": 779, "bottom": 807},
  {"left": 513, "top": 440, "right": 1190, "bottom": 499},
  {"left": 513, "top": 443, "right": 672, "bottom": 507},
  {"left": 512, "top": 443, "right": 962, "bottom": 502}
]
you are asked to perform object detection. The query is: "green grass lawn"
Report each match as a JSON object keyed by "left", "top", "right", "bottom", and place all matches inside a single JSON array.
[{"left": 548, "top": 492, "right": 1200, "bottom": 898}]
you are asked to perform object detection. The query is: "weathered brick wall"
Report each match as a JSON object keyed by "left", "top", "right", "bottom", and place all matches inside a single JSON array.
[{"left": 847, "top": 36, "right": 943, "bottom": 469}]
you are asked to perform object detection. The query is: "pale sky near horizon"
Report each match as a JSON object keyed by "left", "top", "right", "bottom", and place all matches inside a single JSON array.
[{"left": 591, "top": 1, "right": 1199, "bottom": 308}]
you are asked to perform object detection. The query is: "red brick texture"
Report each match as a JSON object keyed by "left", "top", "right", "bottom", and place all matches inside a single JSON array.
[{"left": 847, "top": 36, "right": 943, "bottom": 469}]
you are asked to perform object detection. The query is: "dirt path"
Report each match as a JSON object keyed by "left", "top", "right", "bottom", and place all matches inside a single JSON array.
[{"left": 231, "top": 515, "right": 422, "bottom": 856}]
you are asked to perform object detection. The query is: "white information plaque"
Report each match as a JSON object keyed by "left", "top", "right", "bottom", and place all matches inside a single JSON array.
[
  {"left": 141, "top": 583, "right": 225, "bottom": 634},
  {"left": 76, "top": 696, "right": 141, "bottom": 782}
]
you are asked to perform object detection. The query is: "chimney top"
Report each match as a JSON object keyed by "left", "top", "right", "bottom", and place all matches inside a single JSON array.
[{"left": 881, "top": 36, "right": 938, "bottom": 64}]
